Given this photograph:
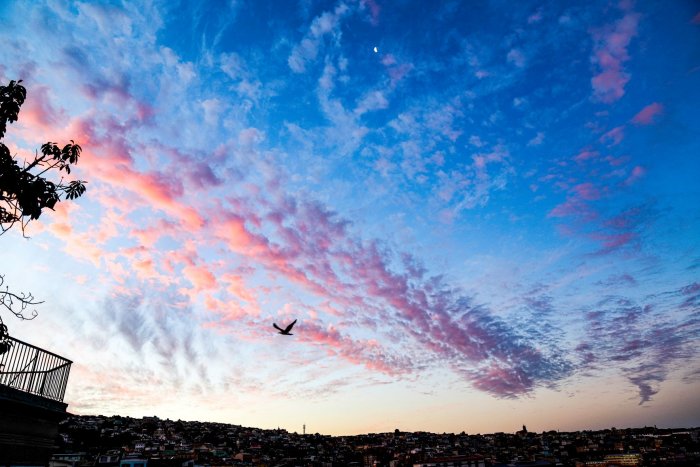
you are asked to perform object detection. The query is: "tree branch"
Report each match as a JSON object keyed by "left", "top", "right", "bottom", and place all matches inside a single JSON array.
[
  {"left": 0, "top": 274, "right": 42, "bottom": 322},
  {"left": 22, "top": 152, "right": 48, "bottom": 173}
]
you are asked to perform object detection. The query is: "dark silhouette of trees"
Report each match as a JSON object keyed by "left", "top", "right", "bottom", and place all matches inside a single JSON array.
[
  {"left": 1, "top": 80, "right": 86, "bottom": 234},
  {"left": 0, "top": 79, "right": 87, "bottom": 337}
]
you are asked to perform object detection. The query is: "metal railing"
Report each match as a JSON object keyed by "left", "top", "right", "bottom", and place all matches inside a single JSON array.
[{"left": 0, "top": 335, "right": 72, "bottom": 402}]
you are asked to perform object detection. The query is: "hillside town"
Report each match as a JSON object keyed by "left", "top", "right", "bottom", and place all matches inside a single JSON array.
[{"left": 51, "top": 415, "right": 699, "bottom": 467}]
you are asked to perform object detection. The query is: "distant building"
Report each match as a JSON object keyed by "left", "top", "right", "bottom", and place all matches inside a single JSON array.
[
  {"left": 603, "top": 453, "right": 641, "bottom": 466},
  {"left": 49, "top": 452, "right": 88, "bottom": 467},
  {"left": 97, "top": 451, "right": 121, "bottom": 467},
  {"left": 120, "top": 458, "right": 148, "bottom": 467},
  {"left": 516, "top": 425, "right": 528, "bottom": 437},
  {"left": 413, "top": 455, "right": 485, "bottom": 467}
]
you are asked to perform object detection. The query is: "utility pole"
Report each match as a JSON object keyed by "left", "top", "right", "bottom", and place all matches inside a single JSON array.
[{"left": 303, "top": 423, "right": 306, "bottom": 435}]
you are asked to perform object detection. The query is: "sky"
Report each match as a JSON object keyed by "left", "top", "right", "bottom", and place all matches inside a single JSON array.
[{"left": 0, "top": 0, "right": 699, "bottom": 436}]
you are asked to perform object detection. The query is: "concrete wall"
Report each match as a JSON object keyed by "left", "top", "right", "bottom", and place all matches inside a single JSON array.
[{"left": 0, "top": 384, "right": 68, "bottom": 467}]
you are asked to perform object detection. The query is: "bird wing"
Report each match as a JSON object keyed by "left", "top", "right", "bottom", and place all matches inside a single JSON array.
[
  {"left": 284, "top": 319, "right": 297, "bottom": 333},
  {"left": 273, "top": 323, "right": 284, "bottom": 332}
]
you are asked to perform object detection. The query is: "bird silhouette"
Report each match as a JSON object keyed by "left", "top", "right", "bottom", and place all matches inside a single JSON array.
[{"left": 273, "top": 319, "right": 297, "bottom": 335}]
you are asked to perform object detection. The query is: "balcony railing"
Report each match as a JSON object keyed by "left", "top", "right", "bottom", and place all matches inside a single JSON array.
[{"left": 0, "top": 335, "right": 72, "bottom": 402}]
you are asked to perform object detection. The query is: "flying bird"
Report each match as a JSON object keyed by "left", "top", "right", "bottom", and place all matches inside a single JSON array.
[{"left": 273, "top": 319, "right": 297, "bottom": 335}]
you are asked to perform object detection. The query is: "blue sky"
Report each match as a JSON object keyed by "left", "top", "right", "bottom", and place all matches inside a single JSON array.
[{"left": 0, "top": 0, "right": 699, "bottom": 434}]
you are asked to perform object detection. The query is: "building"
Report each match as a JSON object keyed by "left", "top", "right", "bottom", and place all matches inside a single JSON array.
[
  {"left": 0, "top": 334, "right": 72, "bottom": 467},
  {"left": 120, "top": 456, "right": 148, "bottom": 467},
  {"left": 413, "top": 455, "right": 486, "bottom": 467},
  {"left": 603, "top": 453, "right": 641, "bottom": 466},
  {"left": 49, "top": 452, "right": 88, "bottom": 467}
]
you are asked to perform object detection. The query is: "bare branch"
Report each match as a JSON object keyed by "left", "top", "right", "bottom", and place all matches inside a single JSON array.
[{"left": 0, "top": 274, "right": 42, "bottom": 321}]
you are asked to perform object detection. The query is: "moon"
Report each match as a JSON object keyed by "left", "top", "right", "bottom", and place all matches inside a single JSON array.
[{"left": 373, "top": 46, "right": 378, "bottom": 53}]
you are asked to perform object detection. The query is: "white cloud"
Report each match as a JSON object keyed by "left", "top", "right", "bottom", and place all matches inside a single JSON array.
[
  {"left": 354, "top": 90, "right": 389, "bottom": 116},
  {"left": 528, "top": 132, "right": 545, "bottom": 146},
  {"left": 201, "top": 98, "right": 223, "bottom": 126},
  {"left": 507, "top": 48, "right": 526, "bottom": 68},
  {"left": 288, "top": 2, "right": 353, "bottom": 73}
]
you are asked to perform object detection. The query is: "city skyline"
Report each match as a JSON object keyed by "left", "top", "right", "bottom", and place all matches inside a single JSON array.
[
  {"left": 55, "top": 413, "right": 700, "bottom": 466},
  {"left": 0, "top": 0, "right": 699, "bottom": 435}
]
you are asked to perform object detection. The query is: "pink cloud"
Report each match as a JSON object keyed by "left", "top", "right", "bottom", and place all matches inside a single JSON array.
[
  {"left": 573, "top": 182, "right": 601, "bottom": 201},
  {"left": 574, "top": 205, "right": 652, "bottom": 255},
  {"left": 215, "top": 214, "right": 270, "bottom": 257},
  {"left": 631, "top": 102, "right": 664, "bottom": 125},
  {"left": 238, "top": 127, "right": 264, "bottom": 146},
  {"left": 381, "top": 54, "right": 413, "bottom": 86},
  {"left": 135, "top": 102, "right": 155, "bottom": 122},
  {"left": 602, "top": 273, "right": 637, "bottom": 286},
  {"left": 106, "top": 164, "right": 202, "bottom": 228},
  {"left": 527, "top": 132, "right": 544, "bottom": 146},
  {"left": 552, "top": 198, "right": 646, "bottom": 255},
  {"left": 600, "top": 125, "right": 625, "bottom": 145},
  {"left": 388, "top": 63, "right": 413, "bottom": 85},
  {"left": 574, "top": 149, "right": 599, "bottom": 162},
  {"left": 182, "top": 263, "right": 217, "bottom": 292},
  {"left": 605, "top": 154, "right": 629, "bottom": 166},
  {"left": 80, "top": 77, "right": 131, "bottom": 104},
  {"left": 591, "top": 69, "right": 630, "bottom": 103},
  {"left": 35, "top": 202, "right": 113, "bottom": 267},
  {"left": 507, "top": 49, "right": 526, "bottom": 68},
  {"left": 133, "top": 258, "right": 159, "bottom": 280},
  {"left": 595, "top": 232, "right": 636, "bottom": 252},
  {"left": 18, "top": 84, "right": 65, "bottom": 131},
  {"left": 74, "top": 117, "right": 205, "bottom": 229},
  {"left": 590, "top": 7, "right": 640, "bottom": 103},
  {"left": 300, "top": 322, "right": 412, "bottom": 376},
  {"left": 604, "top": 206, "right": 643, "bottom": 230},
  {"left": 625, "top": 165, "right": 646, "bottom": 184},
  {"left": 471, "top": 145, "right": 507, "bottom": 170},
  {"left": 91, "top": 209, "right": 127, "bottom": 244},
  {"left": 528, "top": 9, "right": 543, "bottom": 24},
  {"left": 361, "top": 0, "right": 380, "bottom": 25},
  {"left": 130, "top": 219, "right": 178, "bottom": 248},
  {"left": 468, "top": 364, "right": 532, "bottom": 397},
  {"left": 221, "top": 273, "right": 256, "bottom": 303},
  {"left": 203, "top": 295, "right": 257, "bottom": 321},
  {"left": 548, "top": 198, "right": 596, "bottom": 220},
  {"left": 49, "top": 221, "right": 73, "bottom": 237},
  {"left": 381, "top": 54, "right": 396, "bottom": 66},
  {"left": 155, "top": 143, "right": 223, "bottom": 191}
]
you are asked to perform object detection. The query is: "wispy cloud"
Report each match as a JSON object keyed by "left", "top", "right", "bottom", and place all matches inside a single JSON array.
[
  {"left": 590, "top": 3, "right": 640, "bottom": 103},
  {"left": 288, "top": 2, "right": 352, "bottom": 73},
  {"left": 579, "top": 286, "right": 700, "bottom": 404},
  {"left": 631, "top": 102, "right": 664, "bottom": 125}
]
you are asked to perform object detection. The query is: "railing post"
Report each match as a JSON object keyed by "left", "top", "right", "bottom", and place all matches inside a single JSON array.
[
  {"left": 40, "top": 371, "right": 47, "bottom": 396},
  {"left": 26, "top": 348, "right": 40, "bottom": 393}
]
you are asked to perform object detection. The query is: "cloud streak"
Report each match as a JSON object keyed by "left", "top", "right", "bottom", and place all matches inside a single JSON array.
[{"left": 590, "top": 3, "right": 640, "bottom": 103}]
